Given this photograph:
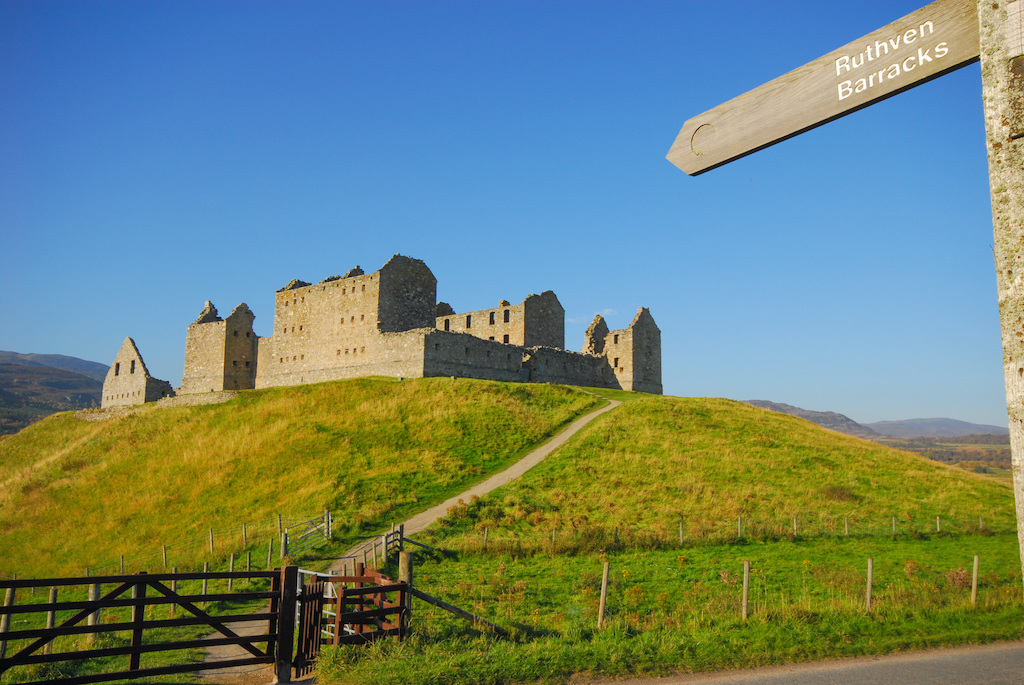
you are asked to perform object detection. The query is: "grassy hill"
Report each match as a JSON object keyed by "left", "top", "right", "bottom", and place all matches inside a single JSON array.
[
  {"left": 0, "top": 377, "right": 601, "bottom": 578},
  {"left": 426, "top": 395, "right": 1017, "bottom": 550},
  {"left": 0, "top": 362, "right": 103, "bottom": 435}
]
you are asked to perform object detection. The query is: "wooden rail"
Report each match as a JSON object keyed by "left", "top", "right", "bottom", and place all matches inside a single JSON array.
[{"left": 0, "top": 567, "right": 304, "bottom": 685}]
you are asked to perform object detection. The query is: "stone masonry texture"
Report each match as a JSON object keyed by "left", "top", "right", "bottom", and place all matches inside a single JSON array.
[{"left": 104, "top": 253, "right": 662, "bottom": 406}]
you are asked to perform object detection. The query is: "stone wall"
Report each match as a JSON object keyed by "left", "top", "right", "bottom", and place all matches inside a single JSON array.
[
  {"left": 101, "top": 337, "right": 174, "bottom": 408},
  {"left": 603, "top": 308, "right": 662, "bottom": 394},
  {"left": 523, "top": 345, "right": 613, "bottom": 388},
  {"left": 181, "top": 302, "right": 258, "bottom": 393},
  {"left": 422, "top": 330, "right": 523, "bottom": 381},
  {"left": 437, "top": 290, "right": 564, "bottom": 349}
]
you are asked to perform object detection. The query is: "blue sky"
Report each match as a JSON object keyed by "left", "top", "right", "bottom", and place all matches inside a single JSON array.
[{"left": 0, "top": 1, "right": 1005, "bottom": 426}]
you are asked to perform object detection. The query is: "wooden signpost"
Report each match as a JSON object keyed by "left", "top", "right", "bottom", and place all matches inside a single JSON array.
[{"left": 668, "top": 1, "right": 1024, "bottom": 585}]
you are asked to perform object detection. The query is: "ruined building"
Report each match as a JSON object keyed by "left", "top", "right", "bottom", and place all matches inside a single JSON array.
[
  {"left": 101, "top": 338, "right": 174, "bottom": 408},
  {"left": 101, "top": 255, "right": 662, "bottom": 408}
]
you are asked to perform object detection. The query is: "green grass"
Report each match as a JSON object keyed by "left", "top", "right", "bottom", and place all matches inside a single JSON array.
[
  {"left": 421, "top": 397, "right": 1016, "bottom": 551},
  {"left": 318, "top": 533, "right": 1024, "bottom": 685},
  {"left": 0, "top": 377, "right": 602, "bottom": 578}
]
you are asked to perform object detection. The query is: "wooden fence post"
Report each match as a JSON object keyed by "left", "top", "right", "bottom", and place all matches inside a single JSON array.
[
  {"left": 209, "top": 529, "right": 215, "bottom": 555},
  {"left": 679, "top": 520, "right": 684, "bottom": 545},
  {"left": 937, "top": 516, "right": 941, "bottom": 533},
  {"left": 483, "top": 527, "right": 489, "bottom": 551},
  {"left": 793, "top": 517, "right": 797, "bottom": 537},
  {"left": 281, "top": 533, "right": 288, "bottom": 561},
  {"left": 44, "top": 587, "right": 57, "bottom": 655},
  {"left": 399, "top": 551, "right": 414, "bottom": 622},
  {"left": 0, "top": 586, "right": 14, "bottom": 659},
  {"left": 598, "top": 561, "right": 610, "bottom": 629},
  {"left": 891, "top": 517, "right": 896, "bottom": 535},
  {"left": 866, "top": 557, "right": 873, "bottom": 614},
  {"left": 267, "top": 539, "right": 274, "bottom": 570},
  {"left": 161, "top": 545, "right": 167, "bottom": 570},
  {"left": 243, "top": 522, "right": 248, "bottom": 546},
  {"left": 741, "top": 560, "right": 750, "bottom": 621},
  {"left": 979, "top": 516, "right": 984, "bottom": 532},
  {"left": 972, "top": 555, "right": 980, "bottom": 607},
  {"left": 202, "top": 562, "right": 209, "bottom": 598},
  {"left": 228, "top": 553, "right": 235, "bottom": 592},
  {"left": 275, "top": 565, "right": 298, "bottom": 684},
  {"left": 171, "top": 569, "right": 178, "bottom": 617},
  {"left": 87, "top": 582, "right": 101, "bottom": 642},
  {"left": 130, "top": 574, "right": 146, "bottom": 671},
  {"left": 277, "top": 513, "right": 283, "bottom": 539},
  {"left": 399, "top": 523, "right": 405, "bottom": 551},
  {"left": 120, "top": 555, "right": 125, "bottom": 574},
  {"left": 845, "top": 516, "right": 849, "bottom": 536}
]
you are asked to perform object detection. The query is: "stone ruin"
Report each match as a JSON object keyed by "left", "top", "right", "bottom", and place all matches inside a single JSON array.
[{"left": 101, "top": 254, "right": 662, "bottom": 408}]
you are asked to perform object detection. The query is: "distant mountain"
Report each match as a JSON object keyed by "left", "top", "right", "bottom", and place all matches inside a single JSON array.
[
  {"left": 0, "top": 351, "right": 109, "bottom": 383},
  {"left": 864, "top": 418, "right": 1009, "bottom": 439},
  {"left": 0, "top": 353, "right": 107, "bottom": 435},
  {"left": 744, "top": 400, "right": 881, "bottom": 439}
]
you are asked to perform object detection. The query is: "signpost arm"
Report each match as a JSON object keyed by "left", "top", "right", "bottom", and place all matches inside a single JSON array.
[{"left": 981, "top": 0, "right": 1024, "bottom": 595}]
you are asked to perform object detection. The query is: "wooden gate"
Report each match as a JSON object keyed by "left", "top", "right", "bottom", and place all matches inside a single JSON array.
[
  {"left": 0, "top": 566, "right": 302, "bottom": 685},
  {"left": 293, "top": 563, "right": 408, "bottom": 676}
]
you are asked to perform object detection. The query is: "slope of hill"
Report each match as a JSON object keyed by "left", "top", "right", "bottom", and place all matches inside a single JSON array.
[
  {"left": 0, "top": 377, "right": 602, "bottom": 578},
  {"left": 743, "top": 400, "right": 880, "bottom": 439},
  {"left": 0, "top": 362, "right": 103, "bottom": 435},
  {"left": 865, "top": 418, "right": 1009, "bottom": 438},
  {"left": 431, "top": 396, "right": 1014, "bottom": 546},
  {"left": 0, "top": 351, "right": 109, "bottom": 382}
]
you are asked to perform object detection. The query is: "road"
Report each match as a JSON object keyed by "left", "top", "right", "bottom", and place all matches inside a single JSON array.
[{"left": 572, "top": 641, "right": 1024, "bottom": 685}]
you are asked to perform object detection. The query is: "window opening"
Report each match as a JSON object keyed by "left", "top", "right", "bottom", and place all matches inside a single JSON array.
[
  {"left": 504, "top": 309, "right": 510, "bottom": 323},
  {"left": 614, "top": 357, "right": 619, "bottom": 368},
  {"left": 489, "top": 312, "right": 495, "bottom": 325},
  {"left": 130, "top": 360, "right": 136, "bottom": 374},
  {"left": 114, "top": 363, "right": 120, "bottom": 376},
  {"left": 466, "top": 315, "right": 472, "bottom": 328},
  {"left": 503, "top": 334, "right": 509, "bottom": 344},
  {"left": 444, "top": 319, "right": 450, "bottom": 331},
  {"left": 614, "top": 334, "right": 619, "bottom": 344}
]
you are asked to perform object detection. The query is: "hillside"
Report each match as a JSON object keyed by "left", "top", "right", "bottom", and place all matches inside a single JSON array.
[
  {"left": 0, "top": 351, "right": 109, "bottom": 382},
  {"left": 0, "top": 362, "right": 103, "bottom": 435},
  {"left": 866, "top": 417, "right": 1009, "bottom": 438},
  {"left": 430, "top": 396, "right": 1015, "bottom": 546},
  {"left": 0, "top": 377, "right": 601, "bottom": 578},
  {"left": 743, "top": 400, "right": 879, "bottom": 439},
  {"left": 1, "top": 381, "right": 1014, "bottom": 580}
]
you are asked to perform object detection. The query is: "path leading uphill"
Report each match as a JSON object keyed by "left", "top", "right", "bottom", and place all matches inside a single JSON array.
[
  {"left": 200, "top": 391, "right": 620, "bottom": 682},
  {"left": 329, "top": 392, "right": 621, "bottom": 572}
]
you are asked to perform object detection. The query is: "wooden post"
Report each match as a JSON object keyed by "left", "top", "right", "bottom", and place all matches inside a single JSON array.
[
  {"left": 120, "top": 555, "right": 125, "bottom": 574},
  {"left": 281, "top": 533, "right": 287, "bottom": 561},
  {"left": 793, "top": 517, "right": 797, "bottom": 537},
  {"left": 355, "top": 562, "right": 365, "bottom": 636},
  {"left": 229, "top": 553, "right": 235, "bottom": 592},
  {"left": 741, "top": 560, "right": 750, "bottom": 621},
  {"left": 980, "top": 516, "right": 984, "bottom": 531},
  {"left": 171, "top": 568, "right": 177, "bottom": 617},
  {"left": 972, "top": 554, "right": 980, "bottom": 607},
  {"left": 892, "top": 517, "right": 896, "bottom": 535},
  {"left": 45, "top": 587, "right": 57, "bottom": 655},
  {"left": 0, "top": 586, "right": 14, "bottom": 659},
  {"left": 399, "top": 551, "right": 414, "bottom": 622},
  {"left": 598, "top": 561, "right": 610, "bottom": 629},
  {"left": 247, "top": 550, "right": 252, "bottom": 573},
  {"left": 277, "top": 513, "right": 283, "bottom": 538},
  {"left": 209, "top": 528, "right": 215, "bottom": 555},
  {"left": 980, "top": 0, "right": 1024, "bottom": 598},
  {"left": 399, "top": 523, "right": 405, "bottom": 551},
  {"left": 87, "top": 583, "right": 101, "bottom": 642},
  {"left": 362, "top": 547, "right": 368, "bottom": 569},
  {"left": 483, "top": 527, "right": 489, "bottom": 551},
  {"left": 275, "top": 565, "right": 298, "bottom": 684},
  {"left": 866, "top": 557, "right": 873, "bottom": 614},
  {"left": 679, "top": 520, "right": 684, "bottom": 545},
  {"left": 267, "top": 538, "right": 274, "bottom": 569},
  {"left": 243, "top": 522, "right": 248, "bottom": 546},
  {"left": 614, "top": 526, "right": 619, "bottom": 544},
  {"left": 130, "top": 574, "right": 146, "bottom": 671},
  {"left": 161, "top": 544, "right": 167, "bottom": 570},
  {"left": 202, "top": 561, "right": 209, "bottom": 597},
  {"left": 845, "top": 516, "right": 849, "bottom": 536},
  {"left": 937, "top": 516, "right": 941, "bottom": 533}
]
